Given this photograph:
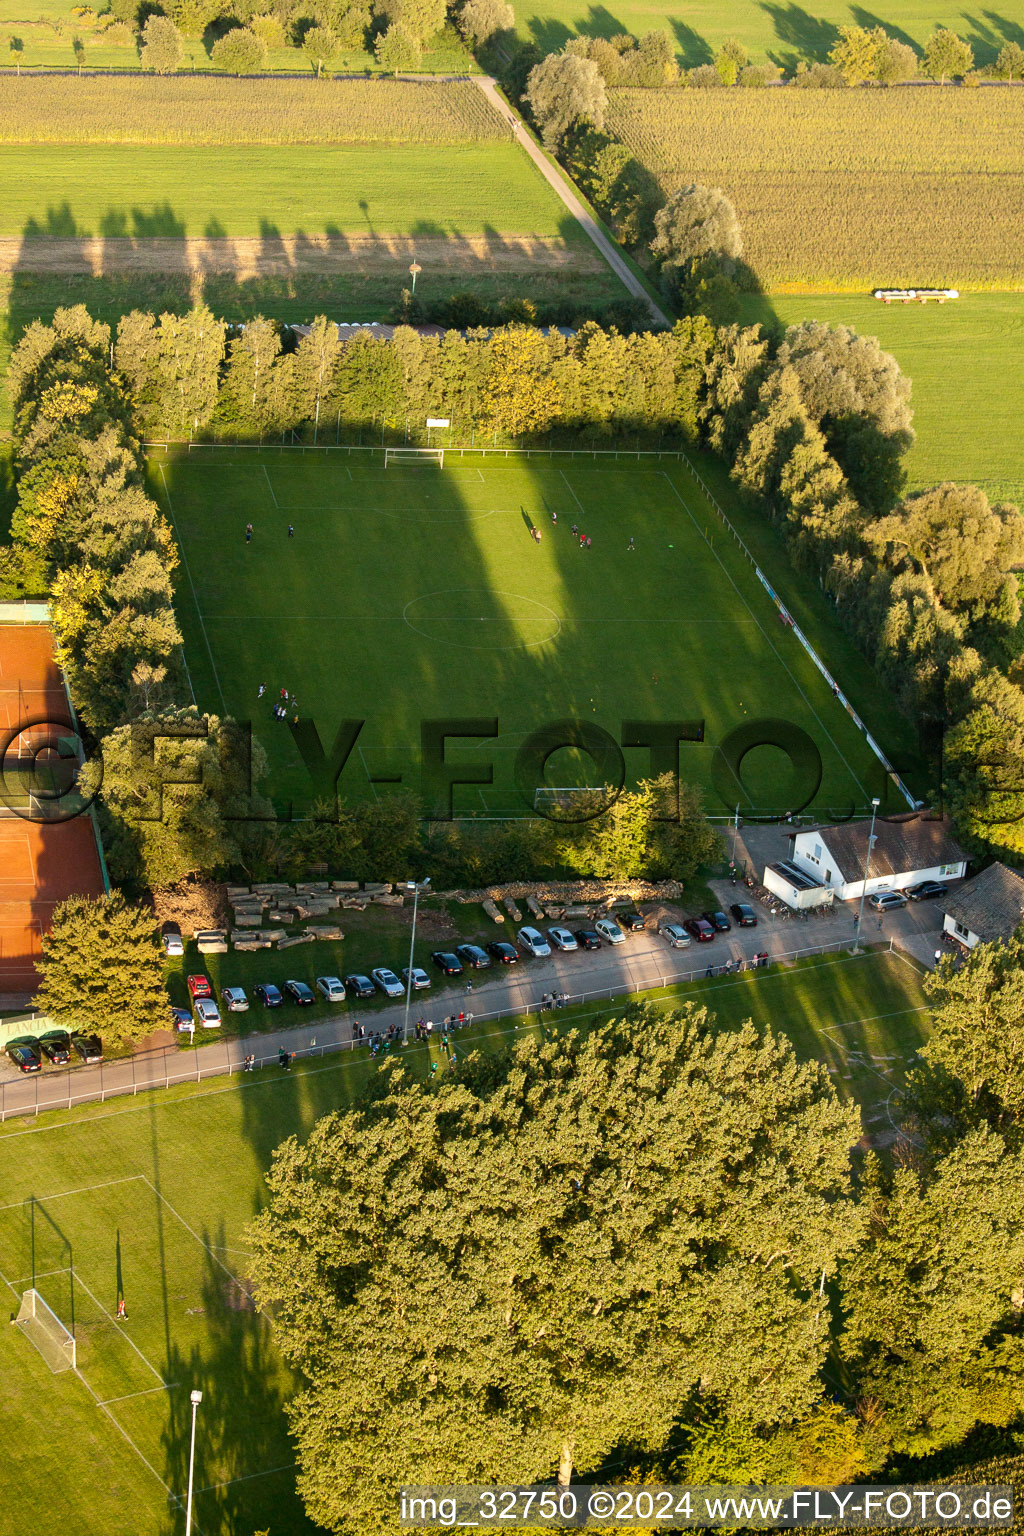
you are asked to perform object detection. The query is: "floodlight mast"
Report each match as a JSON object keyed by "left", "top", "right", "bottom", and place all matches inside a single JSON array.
[
  {"left": 852, "top": 798, "right": 882, "bottom": 955},
  {"left": 403, "top": 878, "right": 430, "bottom": 1044},
  {"left": 185, "top": 1388, "right": 203, "bottom": 1536}
]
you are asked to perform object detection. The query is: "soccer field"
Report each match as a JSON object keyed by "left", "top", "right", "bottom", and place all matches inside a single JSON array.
[
  {"left": 155, "top": 450, "right": 897, "bottom": 820},
  {"left": 0, "top": 949, "right": 928, "bottom": 1536}
]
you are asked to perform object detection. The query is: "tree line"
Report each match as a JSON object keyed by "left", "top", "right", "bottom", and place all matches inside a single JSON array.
[{"left": 244, "top": 933, "right": 1024, "bottom": 1532}]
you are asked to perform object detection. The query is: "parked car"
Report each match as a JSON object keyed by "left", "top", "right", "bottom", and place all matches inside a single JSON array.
[
  {"left": 517, "top": 926, "right": 551, "bottom": 957},
  {"left": 220, "top": 986, "right": 249, "bottom": 1013},
  {"left": 618, "top": 910, "right": 645, "bottom": 932},
  {"left": 161, "top": 925, "right": 184, "bottom": 957},
  {"left": 193, "top": 998, "right": 221, "bottom": 1028},
  {"left": 659, "top": 923, "right": 690, "bottom": 948},
  {"left": 284, "top": 980, "right": 315, "bottom": 1006},
  {"left": 71, "top": 1033, "right": 103, "bottom": 1063},
  {"left": 345, "top": 973, "right": 376, "bottom": 998},
  {"left": 187, "top": 974, "right": 212, "bottom": 1001},
  {"left": 906, "top": 880, "right": 948, "bottom": 902},
  {"left": 486, "top": 941, "right": 519, "bottom": 964},
  {"left": 316, "top": 975, "right": 346, "bottom": 1003},
  {"left": 574, "top": 928, "right": 602, "bottom": 951},
  {"left": 455, "top": 944, "right": 492, "bottom": 969},
  {"left": 595, "top": 918, "right": 625, "bottom": 945},
  {"left": 868, "top": 890, "right": 907, "bottom": 912},
  {"left": 401, "top": 966, "right": 431, "bottom": 991},
  {"left": 547, "top": 927, "right": 578, "bottom": 952},
  {"left": 253, "top": 983, "right": 284, "bottom": 1008},
  {"left": 371, "top": 968, "right": 405, "bottom": 999},
  {"left": 684, "top": 917, "right": 716, "bottom": 943},
  {"left": 6, "top": 1039, "right": 41, "bottom": 1073},
  {"left": 38, "top": 1030, "right": 72, "bottom": 1065},
  {"left": 171, "top": 1005, "right": 193, "bottom": 1031},
  {"left": 430, "top": 951, "right": 463, "bottom": 976},
  {"left": 729, "top": 902, "right": 758, "bottom": 927},
  {"left": 702, "top": 910, "right": 731, "bottom": 933}
]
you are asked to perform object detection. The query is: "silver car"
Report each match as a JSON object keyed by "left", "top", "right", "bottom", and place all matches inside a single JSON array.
[
  {"left": 316, "top": 976, "right": 346, "bottom": 1003},
  {"left": 659, "top": 923, "right": 691, "bottom": 948},
  {"left": 517, "top": 926, "right": 551, "bottom": 957},
  {"left": 401, "top": 966, "right": 431, "bottom": 991},
  {"left": 220, "top": 986, "right": 249, "bottom": 1013},
  {"left": 372, "top": 967, "right": 405, "bottom": 999},
  {"left": 193, "top": 998, "right": 221, "bottom": 1028},
  {"left": 547, "top": 927, "right": 578, "bottom": 952}
]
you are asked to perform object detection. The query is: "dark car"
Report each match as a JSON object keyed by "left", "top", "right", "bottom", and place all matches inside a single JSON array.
[
  {"left": 455, "top": 944, "right": 492, "bottom": 969},
  {"left": 253, "top": 983, "right": 284, "bottom": 1008},
  {"left": 729, "top": 902, "right": 758, "bottom": 927},
  {"left": 906, "top": 880, "right": 949, "bottom": 902},
  {"left": 486, "top": 941, "right": 519, "bottom": 965},
  {"left": 38, "top": 1030, "right": 72, "bottom": 1065},
  {"left": 702, "top": 910, "right": 731, "bottom": 933},
  {"left": 618, "top": 910, "right": 645, "bottom": 932},
  {"left": 574, "top": 929, "right": 603, "bottom": 951},
  {"left": 71, "top": 1033, "right": 103, "bottom": 1064},
  {"left": 284, "top": 980, "right": 315, "bottom": 1006},
  {"left": 685, "top": 917, "right": 716, "bottom": 943},
  {"left": 344, "top": 973, "right": 376, "bottom": 999},
  {"left": 6, "top": 1039, "right": 41, "bottom": 1073},
  {"left": 171, "top": 1005, "right": 194, "bottom": 1031},
  {"left": 431, "top": 951, "right": 464, "bottom": 976}
]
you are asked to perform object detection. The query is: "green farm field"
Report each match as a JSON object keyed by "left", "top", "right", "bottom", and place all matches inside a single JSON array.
[
  {"left": 739, "top": 291, "right": 1024, "bottom": 506},
  {"left": 606, "top": 87, "right": 1024, "bottom": 291},
  {"left": 0, "top": 949, "right": 929, "bottom": 1536},
  {"left": 153, "top": 450, "right": 910, "bottom": 818},
  {"left": 516, "top": 0, "right": 1023, "bottom": 64}
]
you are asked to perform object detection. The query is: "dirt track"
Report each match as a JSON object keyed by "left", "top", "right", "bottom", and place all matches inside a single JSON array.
[{"left": 0, "top": 233, "right": 599, "bottom": 277}]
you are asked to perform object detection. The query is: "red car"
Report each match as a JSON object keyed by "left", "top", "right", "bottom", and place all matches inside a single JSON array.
[
  {"left": 187, "top": 974, "right": 212, "bottom": 1000},
  {"left": 684, "top": 918, "right": 716, "bottom": 943}
]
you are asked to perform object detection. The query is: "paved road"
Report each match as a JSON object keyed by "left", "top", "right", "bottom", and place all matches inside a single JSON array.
[
  {"left": 472, "top": 75, "right": 672, "bottom": 330},
  {"left": 0, "top": 898, "right": 943, "bottom": 1122}
]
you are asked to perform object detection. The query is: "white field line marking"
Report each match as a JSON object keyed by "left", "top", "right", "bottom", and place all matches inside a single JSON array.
[
  {"left": 0, "top": 1174, "right": 145, "bottom": 1213},
  {"left": 262, "top": 464, "right": 280, "bottom": 508},
  {"left": 661, "top": 471, "right": 870, "bottom": 801},
  {"left": 887, "top": 945, "right": 930, "bottom": 978},
  {"left": 97, "top": 1382, "right": 180, "bottom": 1407},
  {"left": 158, "top": 465, "right": 227, "bottom": 715},
  {"left": 194, "top": 1461, "right": 297, "bottom": 1496},
  {"left": 77, "top": 1368, "right": 189, "bottom": 1515},
  {"left": 72, "top": 1269, "right": 168, "bottom": 1385},
  {"left": 559, "top": 467, "right": 587, "bottom": 517},
  {"left": 356, "top": 737, "right": 380, "bottom": 803},
  {"left": 138, "top": 1176, "right": 242, "bottom": 1289}
]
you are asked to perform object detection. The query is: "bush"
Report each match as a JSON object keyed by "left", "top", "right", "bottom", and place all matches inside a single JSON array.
[
  {"left": 211, "top": 26, "right": 268, "bottom": 72},
  {"left": 739, "top": 62, "right": 779, "bottom": 86},
  {"left": 374, "top": 21, "right": 420, "bottom": 70},
  {"left": 792, "top": 61, "right": 846, "bottom": 88},
  {"left": 876, "top": 38, "right": 917, "bottom": 84},
  {"left": 249, "top": 11, "right": 286, "bottom": 47},
  {"left": 687, "top": 63, "right": 723, "bottom": 87}
]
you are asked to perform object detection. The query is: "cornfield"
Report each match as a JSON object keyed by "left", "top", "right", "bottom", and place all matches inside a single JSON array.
[
  {"left": 0, "top": 75, "right": 507, "bottom": 145},
  {"left": 607, "top": 88, "right": 1024, "bottom": 290}
]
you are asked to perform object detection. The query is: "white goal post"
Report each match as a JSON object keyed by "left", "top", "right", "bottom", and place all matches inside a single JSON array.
[
  {"left": 384, "top": 447, "right": 444, "bottom": 469},
  {"left": 14, "top": 1287, "right": 76, "bottom": 1372},
  {"left": 533, "top": 786, "right": 611, "bottom": 819}
]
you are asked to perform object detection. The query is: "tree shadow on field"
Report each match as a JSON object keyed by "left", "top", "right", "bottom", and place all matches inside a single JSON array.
[
  {"left": 159, "top": 1222, "right": 316, "bottom": 1536},
  {"left": 980, "top": 8, "right": 1024, "bottom": 46},
  {"left": 957, "top": 9, "right": 1017, "bottom": 62},
  {"left": 668, "top": 18, "right": 712, "bottom": 65},
  {"left": 848, "top": 7, "right": 917, "bottom": 49},
  {"left": 575, "top": 5, "right": 628, "bottom": 39},
  {"left": 22, "top": 201, "right": 86, "bottom": 240},
  {"left": 758, "top": 1, "right": 839, "bottom": 61},
  {"left": 526, "top": 14, "right": 573, "bottom": 50}
]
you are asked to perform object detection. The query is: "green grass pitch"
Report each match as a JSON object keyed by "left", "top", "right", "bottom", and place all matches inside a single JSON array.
[
  {"left": 153, "top": 450, "right": 898, "bottom": 820},
  {"left": 0, "top": 949, "right": 928, "bottom": 1536}
]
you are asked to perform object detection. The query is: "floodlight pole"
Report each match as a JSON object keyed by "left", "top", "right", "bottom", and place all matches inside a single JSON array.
[
  {"left": 185, "top": 1388, "right": 202, "bottom": 1536},
  {"left": 851, "top": 798, "right": 881, "bottom": 955},
  {"left": 403, "top": 878, "right": 430, "bottom": 1044}
]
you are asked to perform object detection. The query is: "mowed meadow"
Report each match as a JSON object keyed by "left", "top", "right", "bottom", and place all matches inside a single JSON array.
[{"left": 606, "top": 88, "right": 1024, "bottom": 290}]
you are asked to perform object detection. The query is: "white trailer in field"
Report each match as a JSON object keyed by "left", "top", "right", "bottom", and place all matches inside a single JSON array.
[{"left": 873, "top": 288, "right": 959, "bottom": 303}]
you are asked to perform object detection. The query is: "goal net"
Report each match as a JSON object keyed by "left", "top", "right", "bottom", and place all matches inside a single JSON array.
[
  {"left": 384, "top": 447, "right": 444, "bottom": 469},
  {"left": 14, "top": 1287, "right": 76, "bottom": 1372},
  {"left": 533, "top": 786, "right": 614, "bottom": 822}
]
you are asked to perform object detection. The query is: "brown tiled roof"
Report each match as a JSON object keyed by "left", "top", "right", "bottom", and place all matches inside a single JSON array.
[
  {"left": 943, "top": 862, "right": 1024, "bottom": 943},
  {"left": 792, "top": 814, "right": 965, "bottom": 883}
]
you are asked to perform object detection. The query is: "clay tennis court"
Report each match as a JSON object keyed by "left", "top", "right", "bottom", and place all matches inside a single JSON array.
[{"left": 0, "top": 624, "right": 106, "bottom": 996}]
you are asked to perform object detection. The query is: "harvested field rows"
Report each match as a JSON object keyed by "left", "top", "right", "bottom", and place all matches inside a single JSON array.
[
  {"left": 607, "top": 88, "right": 1024, "bottom": 290},
  {"left": 0, "top": 74, "right": 505, "bottom": 145}
]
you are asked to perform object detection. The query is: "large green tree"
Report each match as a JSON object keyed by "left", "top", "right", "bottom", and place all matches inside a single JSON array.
[
  {"left": 525, "top": 50, "right": 607, "bottom": 147},
  {"left": 249, "top": 1008, "right": 861, "bottom": 1532},
  {"left": 34, "top": 893, "right": 167, "bottom": 1048}
]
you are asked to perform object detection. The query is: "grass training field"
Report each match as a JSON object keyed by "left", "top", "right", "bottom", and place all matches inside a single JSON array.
[
  {"left": 606, "top": 88, "right": 1024, "bottom": 291},
  {"left": 154, "top": 450, "right": 902, "bottom": 818},
  {"left": 739, "top": 291, "right": 1024, "bottom": 507},
  {"left": 0, "top": 948, "right": 929, "bottom": 1536},
  {"left": 515, "top": 0, "right": 1017, "bottom": 64}
]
